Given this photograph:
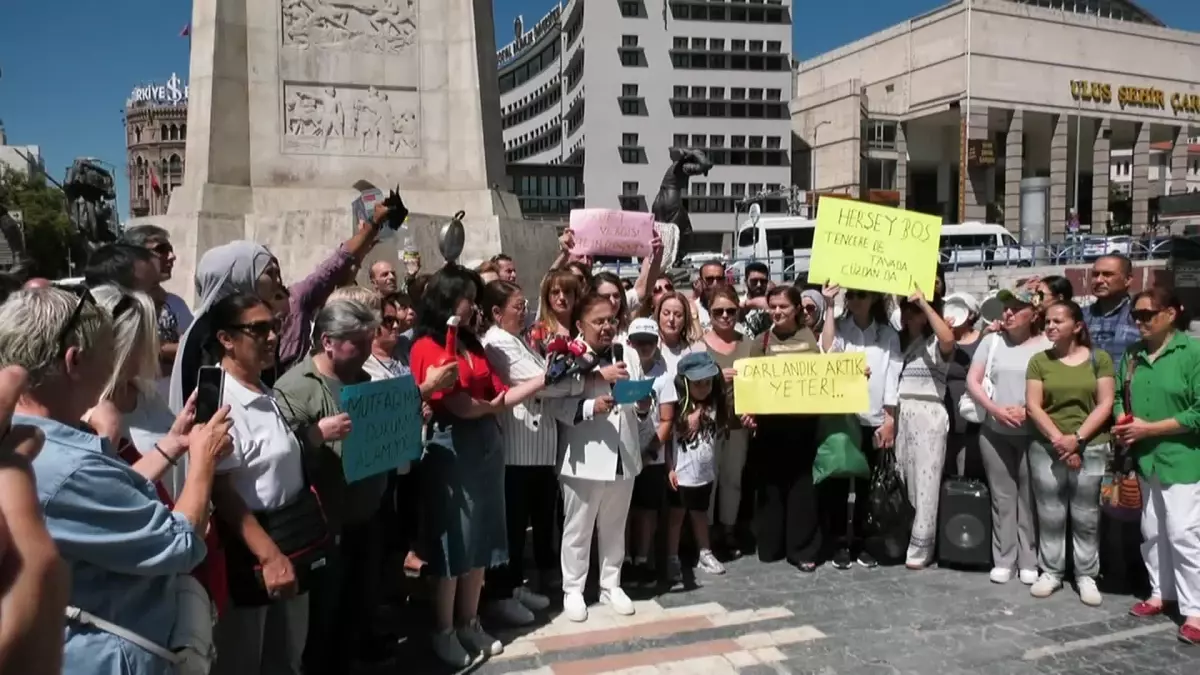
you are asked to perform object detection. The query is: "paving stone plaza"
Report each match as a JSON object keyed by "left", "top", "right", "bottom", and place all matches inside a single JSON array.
[{"left": 371, "top": 556, "right": 1200, "bottom": 674}]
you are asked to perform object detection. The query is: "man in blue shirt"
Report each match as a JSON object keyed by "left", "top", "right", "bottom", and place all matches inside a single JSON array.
[
  {"left": 1084, "top": 254, "right": 1140, "bottom": 363},
  {"left": 1083, "top": 253, "right": 1147, "bottom": 597}
]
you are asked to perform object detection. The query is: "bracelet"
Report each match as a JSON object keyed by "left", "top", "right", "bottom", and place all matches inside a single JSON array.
[{"left": 155, "top": 443, "right": 179, "bottom": 466}]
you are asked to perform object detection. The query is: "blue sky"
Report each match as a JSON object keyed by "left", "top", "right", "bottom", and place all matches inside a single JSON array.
[{"left": 0, "top": 0, "right": 1195, "bottom": 218}]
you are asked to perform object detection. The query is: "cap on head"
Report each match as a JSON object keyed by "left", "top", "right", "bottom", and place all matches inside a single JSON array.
[
  {"left": 628, "top": 317, "right": 659, "bottom": 340},
  {"left": 677, "top": 351, "right": 720, "bottom": 381}
]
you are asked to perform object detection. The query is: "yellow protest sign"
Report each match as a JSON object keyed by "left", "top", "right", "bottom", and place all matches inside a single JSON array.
[
  {"left": 807, "top": 197, "right": 942, "bottom": 296},
  {"left": 733, "top": 353, "right": 868, "bottom": 415}
]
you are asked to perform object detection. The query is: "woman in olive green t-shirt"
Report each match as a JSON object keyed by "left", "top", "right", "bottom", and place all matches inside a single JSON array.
[{"left": 1025, "top": 301, "right": 1115, "bottom": 607}]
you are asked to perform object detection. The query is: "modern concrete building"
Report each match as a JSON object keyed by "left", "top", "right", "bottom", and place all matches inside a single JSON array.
[
  {"left": 793, "top": 0, "right": 1200, "bottom": 240},
  {"left": 123, "top": 73, "right": 189, "bottom": 218},
  {"left": 0, "top": 125, "right": 44, "bottom": 177},
  {"left": 497, "top": 0, "right": 795, "bottom": 250}
]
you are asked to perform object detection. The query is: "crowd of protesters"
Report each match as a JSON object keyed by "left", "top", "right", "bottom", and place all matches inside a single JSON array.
[{"left": 0, "top": 209, "right": 1198, "bottom": 675}]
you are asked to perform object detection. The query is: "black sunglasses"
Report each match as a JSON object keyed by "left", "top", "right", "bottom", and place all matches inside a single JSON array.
[
  {"left": 701, "top": 275, "right": 725, "bottom": 284},
  {"left": 149, "top": 241, "right": 174, "bottom": 256},
  {"left": 381, "top": 316, "right": 401, "bottom": 329},
  {"left": 230, "top": 319, "right": 280, "bottom": 339},
  {"left": 56, "top": 285, "right": 96, "bottom": 353},
  {"left": 654, "top": 284, "right": 674, "bottom": 294},
  {"left": 711, "top": 307, "right": 738, "bottom": 318},
  {"left": 1131, "top": 308, "right": 1162, "bottom": 323}
]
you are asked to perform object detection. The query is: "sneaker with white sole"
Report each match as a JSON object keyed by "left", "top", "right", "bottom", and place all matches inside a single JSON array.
[
  {"left": 600, "top": 587, "right": 636, "bottom": 616},
  {"left": 697, "top": 549, "right": 726, "bottom": 575},
  {"left": 431, "top": 629, "right": 472, "bottom": 667},
  {"left": 457, "top": 618, "right": 503, "bottom": 657},
  {"left": 486, "top": 597, "right": 534, "bottom": 626},
  {"left": 989, "top": 567, "right": 1013, "bottom": 584},
  {"left": 1077, "top": 576, "right": 1103, "bottom": 607},
  {"left": 1030, "top": 573, "right": 1063, "bottom": 598},
  {"left": 513, "top": 586, "right": 551, "bottom": 611},
  {"left": 1019, "top": 569, "right": 1039, "bottom": 585},
  {"left": 563, "top": 591, "right": 588, "bottom": 622}
]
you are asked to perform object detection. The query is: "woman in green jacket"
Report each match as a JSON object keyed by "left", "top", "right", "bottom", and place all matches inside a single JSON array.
[{"left": 1114, "top": 288, "right": 1200, "bottom": 645}]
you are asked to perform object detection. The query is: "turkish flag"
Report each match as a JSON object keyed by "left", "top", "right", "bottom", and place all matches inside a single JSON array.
[{"left": 148, "top": 165, "right": 162, "bottom": 194}]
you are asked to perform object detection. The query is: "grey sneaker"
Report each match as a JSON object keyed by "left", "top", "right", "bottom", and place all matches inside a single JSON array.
[{"left": 697, "top": 549, "right": 726, "bottom": 575}]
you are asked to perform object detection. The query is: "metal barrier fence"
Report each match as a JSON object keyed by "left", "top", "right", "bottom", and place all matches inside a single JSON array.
[{"left": 595, "top": 235, "right": 1187, "bottom": 283}]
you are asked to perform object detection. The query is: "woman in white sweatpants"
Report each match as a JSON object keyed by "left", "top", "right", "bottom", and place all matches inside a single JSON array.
[{"left": 550, "top": 293, "right": 655, "bottom": 624}]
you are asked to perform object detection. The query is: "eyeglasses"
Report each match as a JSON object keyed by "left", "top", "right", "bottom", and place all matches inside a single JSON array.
[
  {"left": 230, "top": 319, "right": 280, "bottom": 340},
  {"left": 701, "top": 275, "right": 725, "bottom": 285},
  {"left": 56, "top": 285, "right": 96, "bottom": 354},
  {"left": 380, "top": 316, "right": 401, "bottom": 329},
  {"left": 747, "top": 277, "right": 768, "bottom": 286},
  {"left": 1131, "top": 308, "right": 1162, "bottom": 323},
  {"left": 587, "top": 317, "right": 620, "bottom": 327},
  {"left": 148, "top": 241, "right": 174, "bottom": 256},
  {"left": 710, "top": 307, "right": 738, "bottom": 318},
  {"left": 654, "top": 284, "right": 674, "bottom": 294},
  {"left": 802, "top": 304, "right": 819, "bottom": 314}
]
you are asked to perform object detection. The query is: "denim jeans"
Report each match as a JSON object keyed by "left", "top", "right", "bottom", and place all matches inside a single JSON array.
[{"left": 1028, "top": 439, "right": 1106, "bottom": 578}]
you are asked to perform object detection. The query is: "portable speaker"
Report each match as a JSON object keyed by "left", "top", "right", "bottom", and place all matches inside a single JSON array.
[{"left": 938, "top": 478, "right": 992, "bottom": 568}]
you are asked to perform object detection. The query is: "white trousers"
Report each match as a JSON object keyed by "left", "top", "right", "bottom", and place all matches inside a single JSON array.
[
  {"left": 708, "top": 429, "right": 749, "bottom": 527},
  {"left": 1140, "top": 477, "right": 1200, "bottom": 617},
  {"left": 560, "top": 475, "right": 636, "bottom": 594},
  {"left": 211, "top": 593, "right": 309, "bottom": 675}
]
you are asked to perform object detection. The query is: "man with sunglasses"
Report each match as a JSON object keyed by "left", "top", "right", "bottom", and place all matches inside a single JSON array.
[
  {"left": 121, "top": 226, "right": 195, "bottom": 392},
  {"left": 691, "top": 260, "right": 728, "bottom": 332}
]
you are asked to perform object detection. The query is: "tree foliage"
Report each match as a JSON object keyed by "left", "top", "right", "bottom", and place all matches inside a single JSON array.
[{"left": 0, "top": 167, "right": 74, "bottom": 278}]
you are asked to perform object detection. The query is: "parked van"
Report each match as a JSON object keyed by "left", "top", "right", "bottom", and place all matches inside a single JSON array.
[
  {"left": 733, "top": 215, "right": 817, "bottom": 280},
  {"left": 938, "top": 222, "right": 1036, "bottom": 268}
]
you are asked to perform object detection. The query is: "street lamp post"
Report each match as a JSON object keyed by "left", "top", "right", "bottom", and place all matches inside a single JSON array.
[{"left": 812, "top": 120, "right": 831, "bottom": 195}]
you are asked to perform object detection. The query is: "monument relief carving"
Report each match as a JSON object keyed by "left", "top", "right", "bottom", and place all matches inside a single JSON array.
[
  {"left": 283, "top": 84, "right": 420, "bottom": 157},
  {"left": 282, "top": 0, "right": 417, "bottom": 54}
]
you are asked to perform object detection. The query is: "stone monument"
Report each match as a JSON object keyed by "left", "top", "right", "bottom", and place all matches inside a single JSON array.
[
  {"left": 651, "top": 149, "right": 713, "bottom": 266},
  {"left": 154, "top": 0, "right": 557, "bottom": 301}
]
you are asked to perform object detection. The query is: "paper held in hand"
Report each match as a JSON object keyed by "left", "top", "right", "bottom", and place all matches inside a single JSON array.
[
  {"left": 806, "top": 197, "right": 942, "bottom": 296},
  {"left": 569, "top": 209, "right": 655, "bottom": 258},
  {"left": 733, "top": 353, "right": 869, "bottom": 415},
  {"left": 339, "top": 376, "right": 424, "bottom": 483}
]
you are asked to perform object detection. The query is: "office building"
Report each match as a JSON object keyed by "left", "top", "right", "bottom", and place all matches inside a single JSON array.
[
  {"left": 497, "top": 0, "right": 795, "bottom": 250},
  {"left": 793, "top": 0, "right": 1200, "bottom": 238}
]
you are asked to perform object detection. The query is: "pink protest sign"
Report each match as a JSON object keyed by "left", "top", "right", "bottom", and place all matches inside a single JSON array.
[{"left": 569, "top": 209, "right": 655, "bottom": 257}]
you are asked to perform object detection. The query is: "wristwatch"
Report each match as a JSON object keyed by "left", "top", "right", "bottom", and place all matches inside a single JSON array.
[{"left": 1073, "top": 431, "right": 1085, "bottom": 446}]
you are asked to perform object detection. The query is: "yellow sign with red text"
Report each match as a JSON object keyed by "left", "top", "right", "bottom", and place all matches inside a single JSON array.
[{"left": 807, "top": 197, "right": 941, "bottom": 296}]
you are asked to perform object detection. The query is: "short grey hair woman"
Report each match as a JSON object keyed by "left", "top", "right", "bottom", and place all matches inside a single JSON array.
[{"left": 2, "top": 286, "right": 231, "bottom": 675}]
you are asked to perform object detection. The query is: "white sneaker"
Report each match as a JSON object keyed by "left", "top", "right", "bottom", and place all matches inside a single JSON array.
[
  {"left": 989, "top": 567, "right": 1013, "bottom": 584},
  {"left": 563, "top": 591, "right": 588, "bottom": 622},
  {"left": 697, "top": 549, "right": 726, "bottom": 575},
  {"left": 1030, "top": 573, "right": 1063, "bottom": 598},
  {"left": 600, "top": 587, "right": 636, "bottom": 616},
  {"left": 1077, "top": 576, "right": 1103, "bottom": 607},
  {"left": 431, "top": 629, "right": 472, "bottom": 667},
  {"left": 1019, "top": 569, "right": 1039, "bottom": 585},
  {"left": 457, "top": 618, "right": 503, "bottom": 657},
  {"left": 513, "top": 586, "right": 551, "bottom": 611},
  {"left": 486, "top": 597, "right": 534, "bottom": 626}
]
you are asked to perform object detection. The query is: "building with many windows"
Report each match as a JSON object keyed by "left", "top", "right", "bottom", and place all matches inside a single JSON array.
[
  {"left": 497, "top": 0, "right": 795, "bottom": 250},
  {"left": 123, "top": 73, "right": 189, "bottom": 218},
  {"left": 793, "top": 0, "right": 1200, "bottom": 239}
]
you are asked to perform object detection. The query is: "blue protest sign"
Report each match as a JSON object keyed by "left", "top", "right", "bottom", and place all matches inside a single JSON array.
[
  {"left": 339, "top": 375, "right": 423, "bottom": 483},
  {"left": 612, "top": 378, "right": 656, "bottom": 405}
]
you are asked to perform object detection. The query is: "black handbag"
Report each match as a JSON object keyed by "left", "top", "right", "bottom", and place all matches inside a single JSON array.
[{"left": 222, "top": 485, "right": 332, "bottom": 607}]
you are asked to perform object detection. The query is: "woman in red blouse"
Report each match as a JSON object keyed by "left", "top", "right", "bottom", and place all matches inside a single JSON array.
[{"left": 408, "top": 266, "right": 551, "bottom": 668}]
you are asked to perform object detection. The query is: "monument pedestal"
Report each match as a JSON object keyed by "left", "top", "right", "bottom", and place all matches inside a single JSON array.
[{"left": 155, "top": 0, "right": 555, "bottom": 303}]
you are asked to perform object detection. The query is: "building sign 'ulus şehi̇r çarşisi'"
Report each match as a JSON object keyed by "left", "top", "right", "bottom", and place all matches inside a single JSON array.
[{"left": 1069, "top": 80, "right": 1200, "bottom": 116}]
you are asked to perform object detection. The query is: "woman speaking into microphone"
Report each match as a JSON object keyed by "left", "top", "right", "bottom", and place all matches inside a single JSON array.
[{"left": 549, "top": 292, "right": 656, "bottom": 623}]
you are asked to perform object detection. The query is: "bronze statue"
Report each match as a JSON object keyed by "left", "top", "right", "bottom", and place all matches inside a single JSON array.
[{"left": 650, "top": 149, "right": 712, "bottom": 264}]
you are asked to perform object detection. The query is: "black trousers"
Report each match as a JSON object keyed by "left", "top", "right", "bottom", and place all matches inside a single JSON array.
[
  {"left": 817, "top": 425, "right": 880, "bottom": 558},
  {"left": 303, "top": 518, "right": 384, "bottom": 674},
  {"left": 1099, "top": 512, "right": 1150, "bottom": 595},
  {"left": 753, "top": 417, "right": 821, "bottom": 565},
  {"left": 485, "top": 465, "right": 560, "bottom": 599}
]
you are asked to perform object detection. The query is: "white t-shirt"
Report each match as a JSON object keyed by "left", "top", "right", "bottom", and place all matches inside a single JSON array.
[
  {"left": 673, "top": 407, "right": 719, "bottom": 487},
  {"left": 831, "top": 317, "right": 903, "bottom": 427},
  {"left": 216, "top": 373, "right": 307, "bottom": 511},
  {"left": 971, "top": 332, "right": 1051, "bottom": 436},
  {"left": 641, "top": 358, "right": 679, "bottom": 465},
  {"left": 897, "top": 336, "right": 948, "bottom": 401}
]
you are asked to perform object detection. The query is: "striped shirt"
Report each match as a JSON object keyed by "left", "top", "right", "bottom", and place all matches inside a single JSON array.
[{"left": 483, "top": 324, "right": 580, "bottom": 466}]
